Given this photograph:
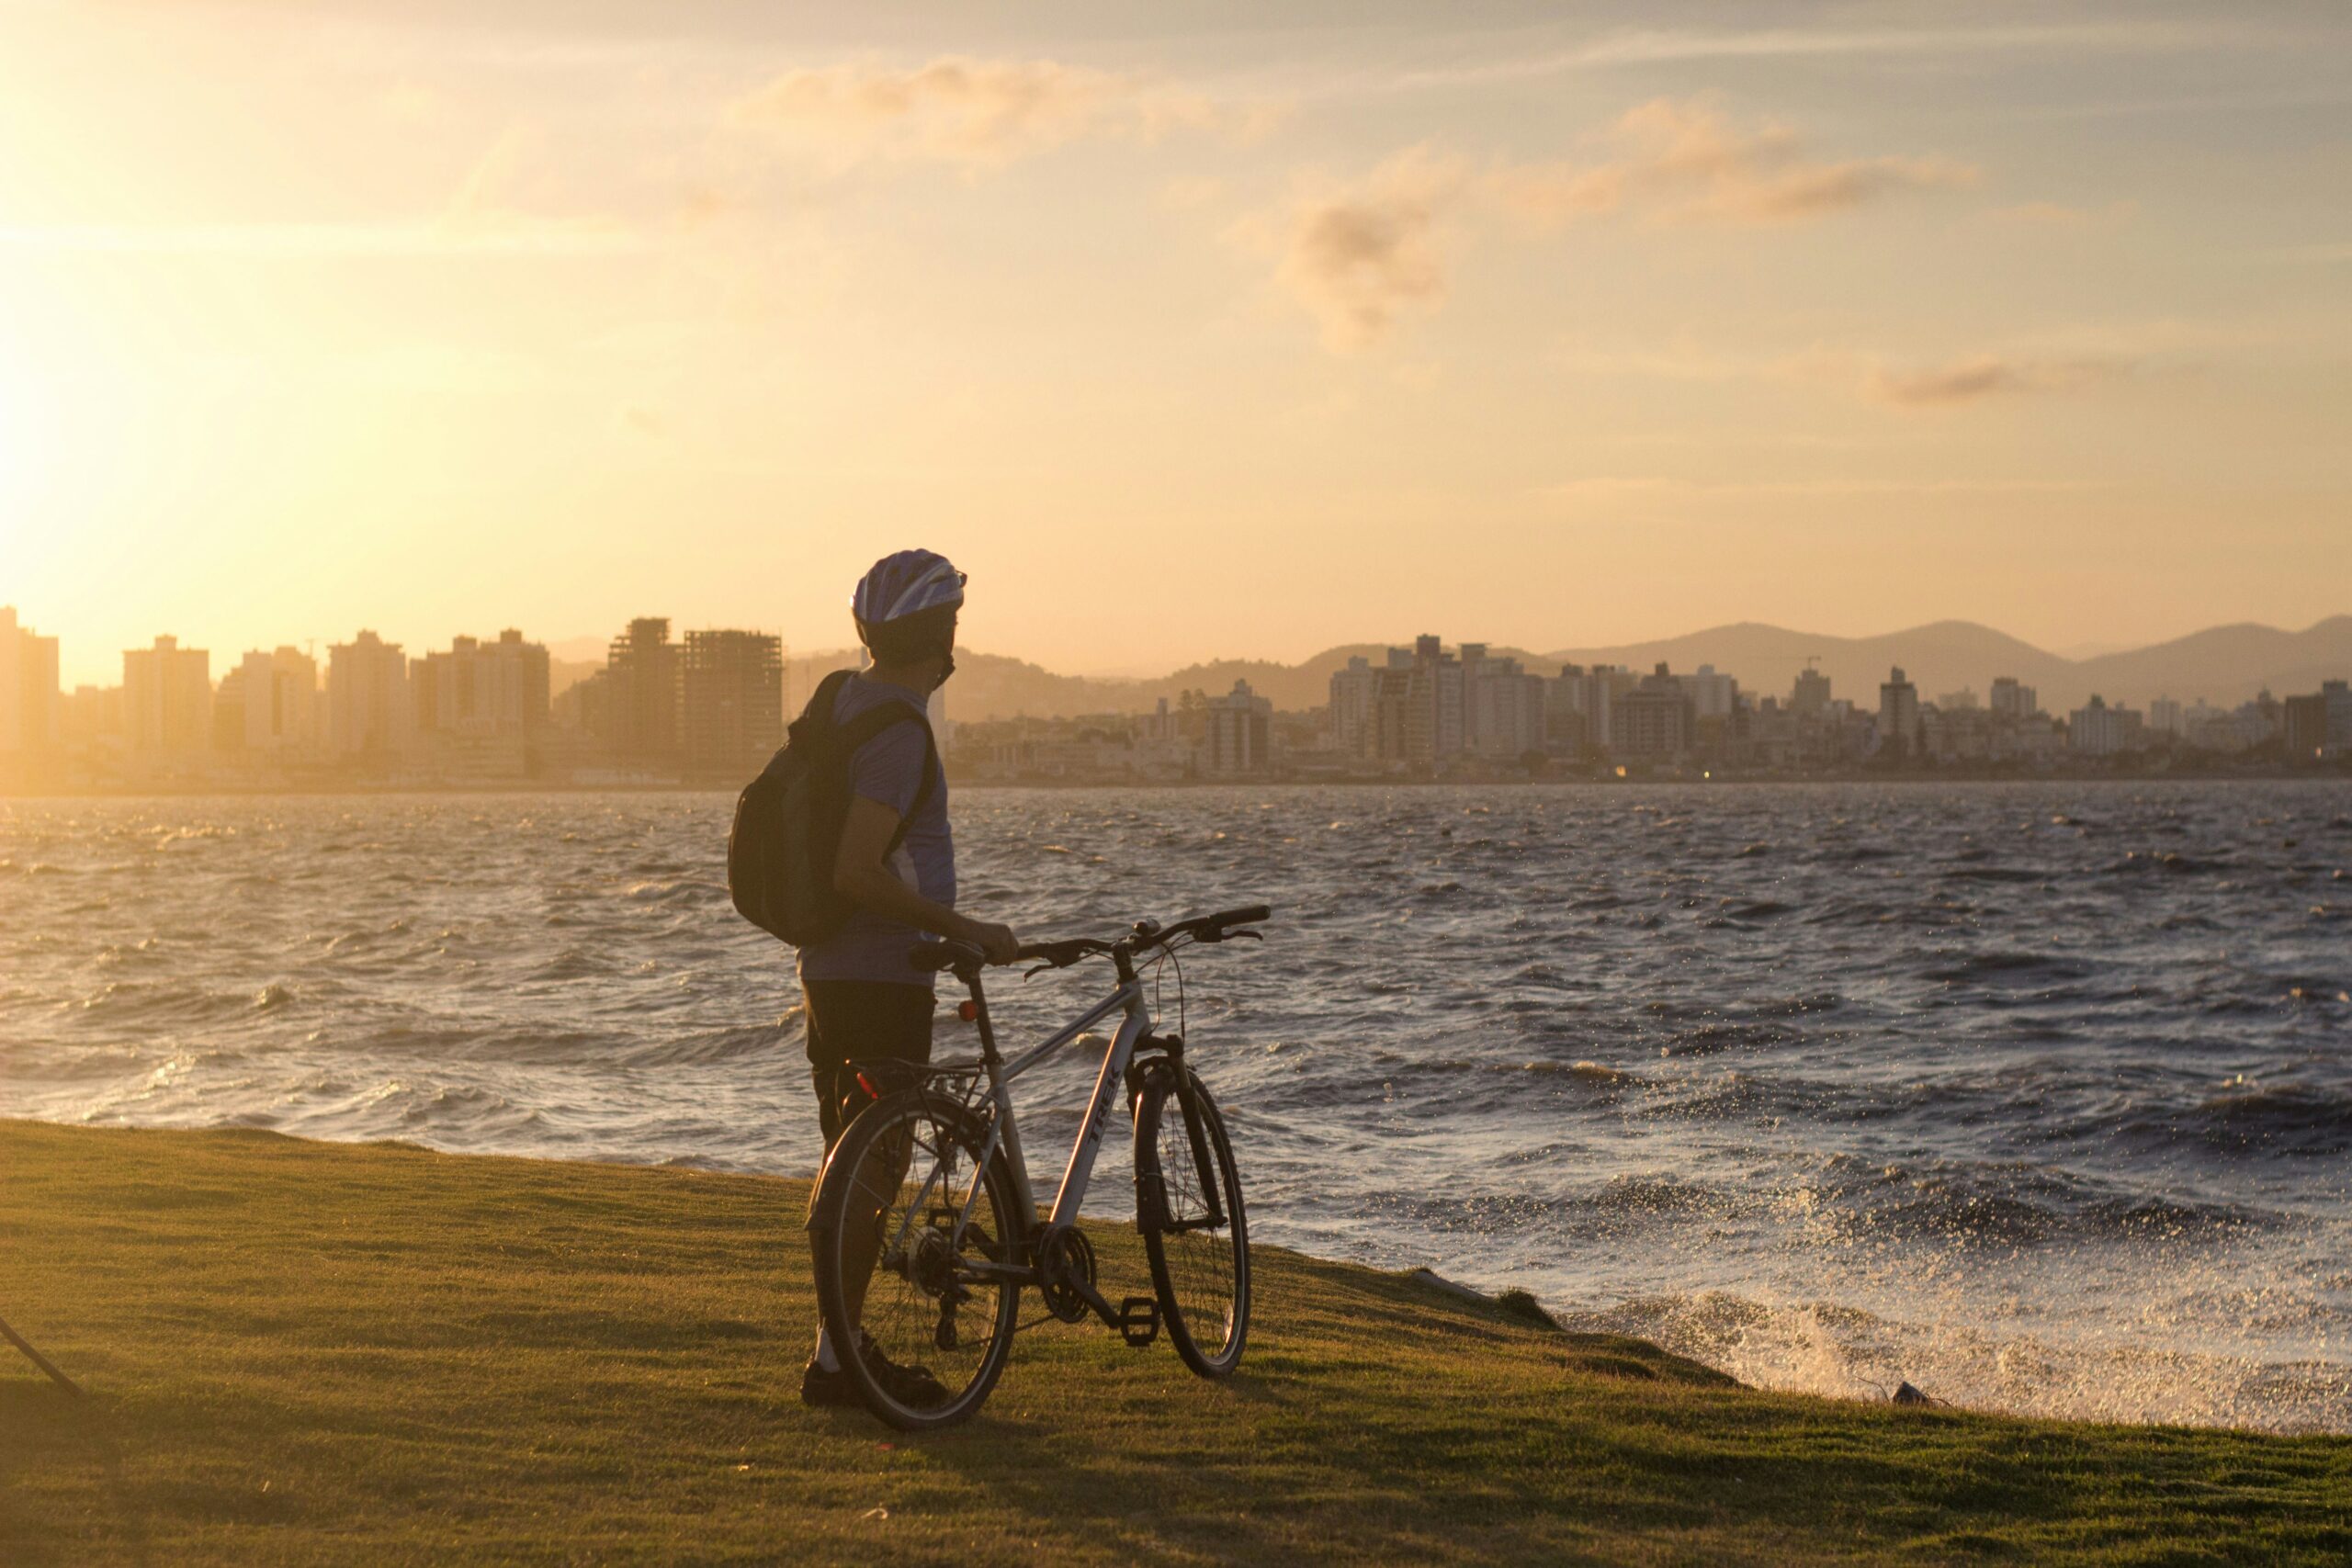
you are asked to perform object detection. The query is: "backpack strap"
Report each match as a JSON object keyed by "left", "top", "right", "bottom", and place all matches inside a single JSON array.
[
  {"left": 831, "top": 685, "right": 942, "bottom": 859},
  {"left": 790, "top": 668, "right": 858, "bottom": 740}
]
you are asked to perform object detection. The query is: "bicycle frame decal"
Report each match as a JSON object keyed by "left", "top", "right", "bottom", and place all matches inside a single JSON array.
[
  {"left": 972, "top": 979, "right": 1148, "bottom": 1224},
  {"left": 1046, "top": 1002, "right": 1150, "bottom": 1230}
]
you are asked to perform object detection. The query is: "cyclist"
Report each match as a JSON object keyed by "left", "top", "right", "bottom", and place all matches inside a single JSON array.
[{"left": 798, "top": 547, "right": 1022, "bottom": 1409}]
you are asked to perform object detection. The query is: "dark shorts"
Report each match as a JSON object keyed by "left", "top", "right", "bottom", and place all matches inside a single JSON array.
[{"left": 803, "top": 979, "right": 935, "bottom": 1149}]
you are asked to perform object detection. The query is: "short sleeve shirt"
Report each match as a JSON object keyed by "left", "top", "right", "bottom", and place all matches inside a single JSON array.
[{"left": 795, "top": 674, "right": 955, "bottom": 989}]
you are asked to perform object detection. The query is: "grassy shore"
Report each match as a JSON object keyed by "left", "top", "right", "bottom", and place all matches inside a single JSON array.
[{"left": 1, "top": 1122, "right": 2345, "bottom": 1565}]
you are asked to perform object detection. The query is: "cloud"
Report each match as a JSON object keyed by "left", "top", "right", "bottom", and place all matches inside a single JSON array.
[
  {"left": 1361, "top": 19, "right": 2254, "bottom": 94},
  {"left": 728, "top": 57, "right": 1248, "bottom": 170},
  {"left": 1540, "top": 474, "right": 2110, "bottom": 504},
  {"left": 1551, "top": 340, "right": 2159, "bottom": 412},
  {"left": 1862, "top": 355, "right": 2133, "bottom": 407},
  {"left": 1493, "top": 99, "right": 1976, "bottom": 227},
  {"left": 1274, "top": 149, "right": 1465, "bottom": 350},
  {"left": 1988, "top": 199, "right": 2138, "bottom": 228},
  {"left": 1272, "top": 100, "right": 1973, "bottom": 347}
]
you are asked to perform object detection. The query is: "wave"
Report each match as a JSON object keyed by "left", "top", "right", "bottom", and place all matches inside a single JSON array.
[
  {"left": 1919, "top": 951, "right": 2094, "bottom": 985},
  {"left": 8, "top": 780, "right": 2352, "bottom": 1433}
]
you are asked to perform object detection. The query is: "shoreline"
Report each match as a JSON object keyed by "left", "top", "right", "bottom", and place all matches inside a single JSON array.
[
  {"left": 4, "top": 769, "right": 2347, "bottom": 800},
  {"left": 4, "top": 1119, "right": 2346, "bottom": 1564}
]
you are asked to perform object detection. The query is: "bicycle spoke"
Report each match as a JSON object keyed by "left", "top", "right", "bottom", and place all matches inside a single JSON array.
[
  {"left": 1138, "top": 1070, "right": 1249, "bottom": 1376},
  {"left": 817, "top": 1097, "right": 1021, "bottom": 1427}
]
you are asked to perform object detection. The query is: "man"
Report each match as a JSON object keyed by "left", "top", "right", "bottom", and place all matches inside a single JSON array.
[{"left": 798, "top": 547, "right": 1019, "bottom": 1408}]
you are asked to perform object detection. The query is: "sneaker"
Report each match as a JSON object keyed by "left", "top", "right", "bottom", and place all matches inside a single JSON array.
[
  {"left": 857, "top": 1334, "right": 951, "bottom": 1409},
  {"left": 799, "top": 1357, "right": 864, "bottom": 1408}
]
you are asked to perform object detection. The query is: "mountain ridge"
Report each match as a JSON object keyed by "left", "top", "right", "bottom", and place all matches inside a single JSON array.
[{"left": 560, "top": 619, "right": 2351, "bottom": 721}]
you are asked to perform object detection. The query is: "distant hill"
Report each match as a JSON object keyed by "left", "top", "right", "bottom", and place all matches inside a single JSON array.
[
  {"left": 548, "top": 659, "right": 601, "bottom": 701},
  {"left": 2070, "top": 618, "right": 2352, "bottom": 710},
  {"left": 783, "top": 648, "right": 1419, "bottom": 721},
  {"left": 548, "top": 618, "right": 2348, "bottom": 722},
  {"left": 1542, "top": 621, "right": 2074, "bottom": 714},
  {"left": 1541, "top": 617, "right": 2352, "bottom": 713}
]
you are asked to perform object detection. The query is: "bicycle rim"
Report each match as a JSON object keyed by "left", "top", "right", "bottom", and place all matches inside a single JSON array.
[
  {"left": 811, "top": 1092, "right": 1021, "bottom": 1429},
  {"left": 1137, "top": 1069, "right": 1250, "bottom": 1377}
]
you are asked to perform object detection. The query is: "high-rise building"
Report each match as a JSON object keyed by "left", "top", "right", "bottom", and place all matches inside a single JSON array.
[
  {"left": 0, "top": 606, "right": 62, "bottom": 757},
  {"left": 1610, "top": 664, "right": 1693, "bottom": 759},
  {"left": 681, "top": 629, "right": 784, "bottom": 776},
  {"left": 1682, "top": 664, "right": 1739, "bottom": 720},
  {"left": 2068, "top": 695, "right": 2146, "bottom": 756},
  {"left": 1403, "top": 635, "right": 1464, "bottom": 763},
  {"left": 1877, "top": 666, "right": 1921, "bottom": 761},
  {"left": 211, "top": 667, "right": 249, "bottom": 753},
  {"left": 1461, "top": 644, "right": 1547, "bottom": 759},
  {"left": 605, "top": 617, "right": 682, "bottom": 762},
  {"left": 414, "top": 630, "right": 551, "bottom": 737},
  {"left": 1203, "top": 680, "right": 1274, "bottom": 774},
  {"left": 2149, "top": 696, "right": 2184, "bottom": 738},
  {"left": 1328, "top": 637, "right": 1476, "bottom": 767},
  {"left": 2281, "top": 680, "right": 2350, "bottom": 761},
  {"left": 327, "top": 631, "right": 413, "bottom": 757},
  {"left": 1791, "top": 665, "right": 1832, "bottom": 717},
  {"left": 1329, "top": 657, "right": 1380, "bottom": 756},
  {"left": 239, "top": 648, "right": 321, "bottom": 754},
  {"left": 1550, "top": 663, "right": 1622, "bottom": 752},
  {"left": 62, "top": 685, "right": 124, "bottom": 753},
  {"left": 123, "top": 635, "right": 213, "bottom": 757},
  {"left": 1988, "top": 677, "right": 2038, "bottom": 721}
]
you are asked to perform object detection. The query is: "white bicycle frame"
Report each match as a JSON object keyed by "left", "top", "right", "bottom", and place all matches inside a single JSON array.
[{"left": 948, "top": 974, "right": 1154, "bottom": 1235}]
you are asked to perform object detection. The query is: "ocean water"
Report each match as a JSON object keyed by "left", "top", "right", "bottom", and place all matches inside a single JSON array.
[{"left": 3, "top": 783, "right": 2348, "bottom": 1433}]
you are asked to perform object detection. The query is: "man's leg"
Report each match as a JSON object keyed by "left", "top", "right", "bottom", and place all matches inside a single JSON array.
[{"left": 805, "top": 982, "right": 935, "bottom": 1367}]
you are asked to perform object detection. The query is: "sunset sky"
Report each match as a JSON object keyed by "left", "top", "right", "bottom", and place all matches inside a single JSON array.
[{"left": 3, "top": 1, "right": 2347, "bottom": 685}]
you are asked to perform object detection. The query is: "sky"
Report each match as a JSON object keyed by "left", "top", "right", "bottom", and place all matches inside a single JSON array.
[{"left": 2, "top": 1, "right": 2347, "bottom": 687}]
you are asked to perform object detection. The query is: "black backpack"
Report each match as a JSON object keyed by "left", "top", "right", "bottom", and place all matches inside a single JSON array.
[{"left": 728, "top": 669, "right": 937, "bottom": 947}]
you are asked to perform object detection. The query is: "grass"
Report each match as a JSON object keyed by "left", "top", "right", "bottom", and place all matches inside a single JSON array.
[{"left": 0, "top": 1121, "right": 2346, "bottom": 1565}]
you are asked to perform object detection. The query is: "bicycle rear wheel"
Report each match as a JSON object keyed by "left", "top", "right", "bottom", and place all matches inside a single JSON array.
[
  {"left": 808, "top": 1089, "right": 1022, "bottom": 1430},
  {"left": 1134, "top": 1066, "right": 1250, "bottom": 1377}
]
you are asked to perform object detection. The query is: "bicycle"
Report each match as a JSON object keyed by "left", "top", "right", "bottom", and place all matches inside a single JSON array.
[{"left": 805, "top": 904, "right": 1268, "bottom": 1430}]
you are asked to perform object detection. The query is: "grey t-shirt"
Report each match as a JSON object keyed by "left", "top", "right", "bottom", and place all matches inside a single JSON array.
[{"left": 796, "top": 675, "right": 954, "bottom": 989}]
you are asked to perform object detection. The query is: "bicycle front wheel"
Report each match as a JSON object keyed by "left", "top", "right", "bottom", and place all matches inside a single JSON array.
[
  {"left": 1134, "top": 1066, "right": 1250, "bottom": 1377},
  {"left": 808, "top": 1090, "right": 1022, "bottom": 1430}
]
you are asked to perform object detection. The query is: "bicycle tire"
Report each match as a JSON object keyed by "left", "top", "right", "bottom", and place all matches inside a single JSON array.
[
  {"left": 1134, "top": 1066, "right": 1250, "bottom": 1378},
  {"left": 808, "top": 1089, "right": 1023, "bottom": 1430}
]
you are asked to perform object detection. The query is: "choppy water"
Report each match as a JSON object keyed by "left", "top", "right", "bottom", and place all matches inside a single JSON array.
[{"left": 4, "top": 784, "right": 2349, "bottom": 1432}]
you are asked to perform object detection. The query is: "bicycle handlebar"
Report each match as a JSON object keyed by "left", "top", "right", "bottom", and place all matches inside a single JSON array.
[{"left": 908, "top": 905, "right": 1272, "bottom": 976}]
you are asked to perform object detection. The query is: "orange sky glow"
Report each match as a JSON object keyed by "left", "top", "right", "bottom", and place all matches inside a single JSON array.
[{"left": 2, "top": 1, "right": 2347, "bottom": 685}]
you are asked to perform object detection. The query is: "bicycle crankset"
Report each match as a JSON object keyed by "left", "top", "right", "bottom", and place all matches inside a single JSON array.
[{"left": 1036, "top": 1226, "right": 1098, "bottom": 1324}]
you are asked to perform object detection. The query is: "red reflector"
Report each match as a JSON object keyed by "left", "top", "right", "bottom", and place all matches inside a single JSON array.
[
  {"left": 854, "top": 1070, "right": 880, "bottom": 1100},
  {"left": 957, "top": 1000, "right": 978, "bottom": 1022}
]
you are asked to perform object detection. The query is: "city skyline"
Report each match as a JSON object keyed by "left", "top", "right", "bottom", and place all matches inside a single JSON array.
[
  {"left": 5, "top": 2, "right": 2350, "bottom": 682},
  {"left": 6, "top": 596, "right": 2344, "bottom": 787},
  {"left": 17, "top": 601, "right": 2352, "bottom": 697}
]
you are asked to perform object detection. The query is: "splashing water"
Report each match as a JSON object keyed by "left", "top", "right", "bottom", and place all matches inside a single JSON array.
[{"left": 2, "top": 783, "right": 2347, "bottom": 1431}]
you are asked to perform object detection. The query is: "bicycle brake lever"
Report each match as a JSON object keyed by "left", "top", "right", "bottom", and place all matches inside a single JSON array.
[
  {"left": 1023, "top": 964, "right": 1054, "bottom": 979},
  {"left": 1227, "top": 928, "right": 1264, "bottom": 942}
]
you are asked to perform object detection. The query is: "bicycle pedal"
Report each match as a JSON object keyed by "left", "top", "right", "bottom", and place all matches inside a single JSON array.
[{"left": 1117, "top": 1295, "right": 1160, "bottom": 1348}]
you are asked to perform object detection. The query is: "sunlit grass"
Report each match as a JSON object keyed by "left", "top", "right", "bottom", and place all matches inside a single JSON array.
[{"left": 1, "top": 1121, "right": 2346, "bottom": 1564}]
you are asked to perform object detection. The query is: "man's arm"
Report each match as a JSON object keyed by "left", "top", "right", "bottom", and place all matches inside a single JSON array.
[{"left": 832, "top": 795, "right": 1020, "bottom": 964}]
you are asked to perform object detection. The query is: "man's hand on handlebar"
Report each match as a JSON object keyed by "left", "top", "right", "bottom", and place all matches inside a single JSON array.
[{"left": 955, "top": 919, "right": 1022, "bottom": 966}]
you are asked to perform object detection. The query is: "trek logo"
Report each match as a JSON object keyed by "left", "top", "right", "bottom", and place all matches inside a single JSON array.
[{"left": 1079, "top": 1073, "right": 1120, "bottom": 1146}]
